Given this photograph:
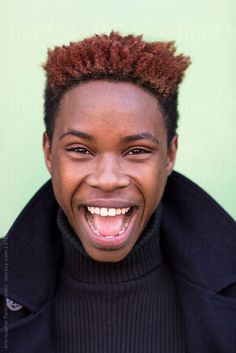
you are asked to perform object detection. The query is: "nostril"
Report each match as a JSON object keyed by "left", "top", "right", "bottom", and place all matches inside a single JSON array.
[{"left": 86, "top": 170, "right": 130, "bottom": 191}]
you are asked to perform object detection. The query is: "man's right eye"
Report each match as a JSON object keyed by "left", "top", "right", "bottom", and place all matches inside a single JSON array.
[{"left": 66, "top": 146, "right": 93, "bottom": 155}]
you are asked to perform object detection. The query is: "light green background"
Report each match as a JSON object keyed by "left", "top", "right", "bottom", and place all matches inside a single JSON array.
[{"left": 1, "top": 0, "right": 236, "bottom": 237}]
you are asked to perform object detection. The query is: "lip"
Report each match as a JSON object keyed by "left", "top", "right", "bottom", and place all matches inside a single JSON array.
[
  {"left": 79, "top": 205, "right": 138, "bottom": 250},
  {"left": 81, "top": 199, "right": 138, "bottom": 209}
]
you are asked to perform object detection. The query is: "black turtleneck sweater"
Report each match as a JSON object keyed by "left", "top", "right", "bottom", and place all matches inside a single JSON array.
[{"left": 52, "top": 206, "right": 185, "bottom": 353}]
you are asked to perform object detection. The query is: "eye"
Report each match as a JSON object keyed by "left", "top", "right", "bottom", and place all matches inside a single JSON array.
[
  {"left": 65, "top": 146, "right": 93, "bottom": 155},
  {"left": 125, "top": 147, "right": 152, "bottom": 155}
]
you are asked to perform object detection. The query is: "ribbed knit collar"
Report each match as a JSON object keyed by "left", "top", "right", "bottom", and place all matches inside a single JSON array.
[{"left": 56, "top": 205, "right": 163, "bottom": 284}]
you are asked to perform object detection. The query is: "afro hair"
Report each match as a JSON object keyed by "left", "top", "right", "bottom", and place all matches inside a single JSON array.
[{"left": 43, "top": 31, "right": 191, "bottom": 143}]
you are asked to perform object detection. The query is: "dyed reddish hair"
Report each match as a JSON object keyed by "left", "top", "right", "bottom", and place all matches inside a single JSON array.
[{"left": 43, "top": 31, "right": 190, "bottom": 143}]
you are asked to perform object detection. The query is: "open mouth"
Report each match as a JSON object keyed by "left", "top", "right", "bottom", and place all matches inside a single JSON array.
[{"left": 84, "top": 206, "right": 135, "bottom": 239}]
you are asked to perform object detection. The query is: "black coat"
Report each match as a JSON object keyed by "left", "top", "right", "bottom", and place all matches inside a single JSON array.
[{"left": 0, "top": 171, "right": 236, "bottom": 353}]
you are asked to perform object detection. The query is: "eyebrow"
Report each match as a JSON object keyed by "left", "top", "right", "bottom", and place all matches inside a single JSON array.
[
  {"left": 121, "top": 132, "right": 160, "bottom": 145},
  {"left": 59, "top": 129, "right": 95, "bottom": 141},
  {"left": 59, "top": 129, "right": 160, "bottom": 145}
]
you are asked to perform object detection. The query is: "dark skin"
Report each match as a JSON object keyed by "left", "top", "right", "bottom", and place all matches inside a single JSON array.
[{"left": 43, "top": 81, "right": 177, "bottom": 262}]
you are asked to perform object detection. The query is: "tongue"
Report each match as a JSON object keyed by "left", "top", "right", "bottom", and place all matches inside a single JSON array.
[{"left": 92, "top": 214, "right": 125, "bottom": 237}]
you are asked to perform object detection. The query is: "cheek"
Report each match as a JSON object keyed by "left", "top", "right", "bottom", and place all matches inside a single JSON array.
[
  {"left": 142, "top": 161, "right": 168, "bottom": 207},
  {"left": 50, "top": 155, "right": 83, "bottom": 207}
]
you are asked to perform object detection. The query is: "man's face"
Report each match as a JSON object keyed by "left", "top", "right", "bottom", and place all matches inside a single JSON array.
[{"left": 43, "top": 81, "right": 177, "bottom": 262}]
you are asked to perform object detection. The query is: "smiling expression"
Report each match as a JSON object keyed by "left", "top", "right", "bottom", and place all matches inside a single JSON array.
[{"left": 43, "top": 81, "right": 177, "bottom": 262}]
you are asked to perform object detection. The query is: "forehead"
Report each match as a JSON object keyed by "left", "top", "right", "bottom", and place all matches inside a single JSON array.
[
  {"left": 56, "top": 80, "right": 165, "bottom": 136},
  {"left": 60, "top": 80, "right": 159, "bottom": 112}
]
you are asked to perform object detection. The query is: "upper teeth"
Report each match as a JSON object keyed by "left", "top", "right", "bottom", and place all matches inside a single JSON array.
[{"left": 87, "top": 207, "right": 130, "bottom": 216}]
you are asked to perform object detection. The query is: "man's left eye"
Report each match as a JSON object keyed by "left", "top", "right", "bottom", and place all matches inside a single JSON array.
[{"left": 126, "top": 148, "right": 152, "bottom": 155}]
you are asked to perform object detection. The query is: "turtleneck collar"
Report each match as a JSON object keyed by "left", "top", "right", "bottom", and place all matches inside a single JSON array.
[{"left": 56, "top": 205, "right": 163, "bottom": 284}]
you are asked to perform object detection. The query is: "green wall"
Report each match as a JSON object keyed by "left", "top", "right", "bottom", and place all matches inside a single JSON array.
[{"left": 1, "top": 0, "right": 236, "bottom": 237}]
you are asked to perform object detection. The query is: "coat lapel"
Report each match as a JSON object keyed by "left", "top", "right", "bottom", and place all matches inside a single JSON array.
[
  {"left": 161, "top": 172, "right": 236, "bottom": 353},
  {"left": 1, "top": 301, "right": 53, "bottom": 353},
  {"left": 175, "top": 273, "right": 236, "bottom": 353},
  {"left": 162, "top": 171, "right": 236, "bottom": 292},
  {"left": 0, "top": 182, "right": 61, "bottom": 353},
  {"left": 0, "top": 182, "right": 62, "bottom": 312}
]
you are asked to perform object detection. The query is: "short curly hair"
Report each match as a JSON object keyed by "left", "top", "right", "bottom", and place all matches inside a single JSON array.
[{"left": 43, "top": 31, "right": 190, "bottom": 144}]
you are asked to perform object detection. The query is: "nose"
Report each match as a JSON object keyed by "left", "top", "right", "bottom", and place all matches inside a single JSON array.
[{"left": 86, "top": 154, "right": 130, "bottom": 191}]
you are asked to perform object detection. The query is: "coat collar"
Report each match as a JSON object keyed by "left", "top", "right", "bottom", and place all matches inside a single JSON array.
[
  {"left": 161, "top": 172, "right": 236, "bottom": 292},
  {"left": 0, "top": 171, "right": 235, "bottom": 312},
  {"left": 0, "top": 182, "right": 62, "bottom": 312}
]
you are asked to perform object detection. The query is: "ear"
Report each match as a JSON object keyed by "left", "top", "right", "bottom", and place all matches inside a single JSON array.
[
  {"left": 43, "top": 132, "right": 52, "bottom": 175},
  {"left": 166, "top": 134, "right": 178, "bottom": 176}
]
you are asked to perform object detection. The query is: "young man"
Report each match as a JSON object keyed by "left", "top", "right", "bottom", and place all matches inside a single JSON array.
[{"left": 1, "top": 32, "right": 236, "bottom": 353}]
